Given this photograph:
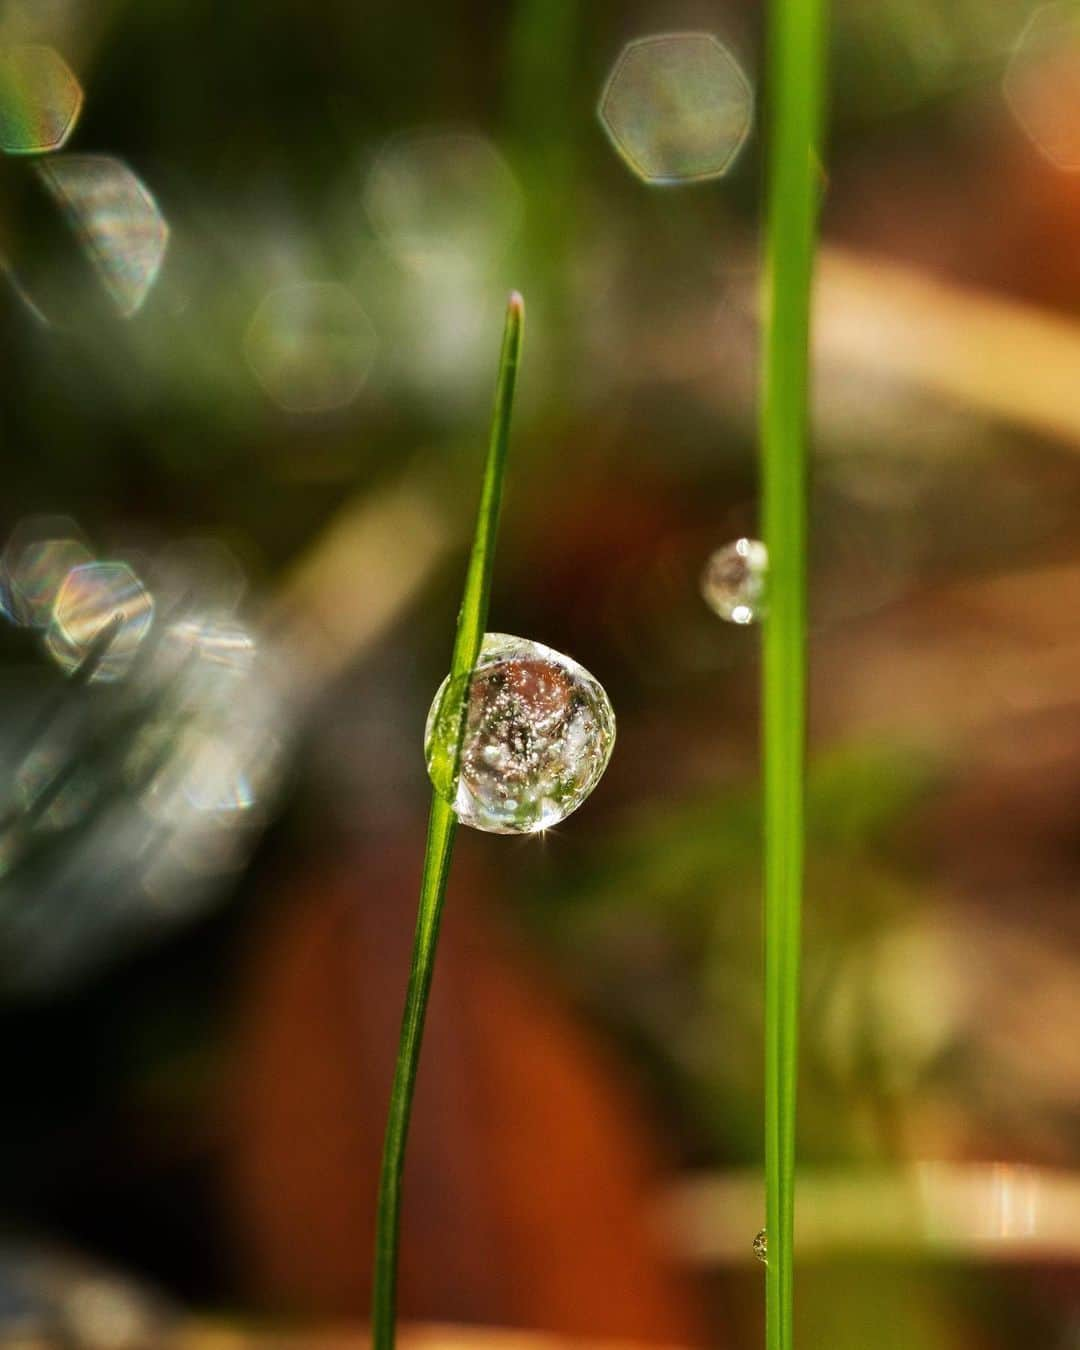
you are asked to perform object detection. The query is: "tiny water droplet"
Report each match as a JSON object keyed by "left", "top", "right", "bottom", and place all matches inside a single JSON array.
[
  {"left": 753, "top": 1228, "right": 768, "bottom": 1264},
  {"left": 701, "top": 537, "right": 768, "bottom": 624},
  {"left": 424, "top": 633, "right": 616, "bottom": 835}
]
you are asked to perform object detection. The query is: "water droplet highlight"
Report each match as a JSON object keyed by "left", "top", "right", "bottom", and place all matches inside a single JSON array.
[
  {"left": 701, "top": 538, "right": 768, "bottom": 624},
  {"left": 424, "top": 633, "right": 615, "bottom": 835},
  {"left": 753, "top": 1228, "right": 768, "bottom": 1264}
]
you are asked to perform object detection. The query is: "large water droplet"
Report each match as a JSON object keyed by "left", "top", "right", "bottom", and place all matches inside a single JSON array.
[
  {"left": 701, "top": 538, "right": 767, "bottom": 624},
  {"left": 424, "top": 633, "right": 615, "bottom": 835},
  {"left": 753, "top": 1228, "right": 768, "bottom": 1264}
]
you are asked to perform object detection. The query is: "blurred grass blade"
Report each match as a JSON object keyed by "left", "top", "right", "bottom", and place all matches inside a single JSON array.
[
  {"left": 760, "top": 0, "right": 826, "bottom": 1347},
  {"left": 372, "top": 292, "right": 524, "bottom": 1350}
]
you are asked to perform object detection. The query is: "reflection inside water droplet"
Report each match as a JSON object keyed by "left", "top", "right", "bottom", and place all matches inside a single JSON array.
[
  {"left": 424, "top": 633, "right": 616, "bottom": 835},
  {"left": 701, "top": 537, "right": 768, "bottom": 624}
]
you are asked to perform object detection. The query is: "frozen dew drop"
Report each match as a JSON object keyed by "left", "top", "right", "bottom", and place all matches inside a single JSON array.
[
  {"left": 0, "top": 44, "right": 82, "bottom": 154},
  {"left": 244, "top": 281, "right": 377, "bottom": 414},
  {"left": 424, "top": 633, "right": 616, "bottom": 835},
  {"left": 753, "top": 1229, "right": 768, "bottom": 1265},
  {"left": 46, "top": 561, "right": 154, "bottom": 682},
  {"left": 598, "top": 33, "right": 753, "bottom": 185},
  {"left": 701, "top": 537, "right": 768, "bottom": 624}
]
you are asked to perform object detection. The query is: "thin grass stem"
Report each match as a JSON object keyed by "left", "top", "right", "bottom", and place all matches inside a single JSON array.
[
  {"left": 371, "top": 293, "right": 524, "bottom": 1350},
  {"left": 760, "top": 1, "right": 826, "bottom": 1348}
]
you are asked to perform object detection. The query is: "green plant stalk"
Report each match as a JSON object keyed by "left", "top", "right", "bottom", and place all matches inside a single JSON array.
[
  {"left": 760, "top": 0, "right": 826, "bottom": 1347},
  {"left": 371, "top": 293, "right": 524, "bottom": 1350}
]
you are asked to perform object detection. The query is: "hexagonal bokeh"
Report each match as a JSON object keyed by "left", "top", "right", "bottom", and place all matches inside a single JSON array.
[
  {"left": 149, "top": 537, "right": 247, "bottom": 619},
  {"left": 34, "top": 155, "right": 170, "bottom": 317},
  {"left": 599, "top": 32, "right": 753, "bottom": 185},
  {"left": 244, "top": 281, "right": 377, "bottom": 414},
  {"left": 1004, "top": 3, "right": 1080, "bottom": 171},
  {"left": 46, "top": 561, "right": 155, "bottom": 682},
  {"left": 364, "top": 129, "right": 522, "bottom": 276},
  {"left": 0, "top": 44, "right": 82, "bottom": 154},
  {"left": 0, "top": 515, "right": 92, "bottom": 627}
]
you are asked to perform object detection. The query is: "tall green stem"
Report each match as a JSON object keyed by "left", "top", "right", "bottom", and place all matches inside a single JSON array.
[
  {"left": 371, "top": 294, "right": 524, "bottom": 1350},
  {"left": 760, "top": 1, "right": 826, "bottom": 1348}
]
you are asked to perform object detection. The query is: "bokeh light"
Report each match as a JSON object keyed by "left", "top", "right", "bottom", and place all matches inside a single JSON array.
[
  {"left": 143, "top": 721, "right": 277, "bottom": 821},
  {"left": 45, "top": 561, "right": 154, "bottom": 682},
  {"left": 34, "top": 154, "right": 169, "bottom": 316},
  {"left": 1004, "top": 3, "right": 1080, "bottom": 171},
  {"left": 147, "top": 537, "right": 247, "bottom": 620},
  {"left": 14, "top": 741, "right": 95, "bottom": 831},
  {"left": 243, "top": 281, "right": 377, "bottom": 414},
  {"left": 0, "top": 44, "right": 81, "bottom": 154},
  {"left": 363, "top": 129, "right": 522, "bottom": 277},
  {"left": 598, "top": 33, "right": 753, "bottom": 184},
  {"left": 0, "top": 536, "right": 293, "bottom": 992},
  {"left": 0, "top": 515, "right": 92, "bottom": 628}
]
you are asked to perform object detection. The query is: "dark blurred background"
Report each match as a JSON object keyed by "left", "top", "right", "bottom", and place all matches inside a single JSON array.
[{"left": 0, "top": 0, "right": 1077, "bottom": 1347}]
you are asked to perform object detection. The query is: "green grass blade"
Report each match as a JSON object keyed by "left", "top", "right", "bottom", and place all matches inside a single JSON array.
[
  {"left": 371, "top": 292, "right": 524, "bottom": 1350},
  {"left": 760, "top": 1, "right": 826, "bottom": 1348}
]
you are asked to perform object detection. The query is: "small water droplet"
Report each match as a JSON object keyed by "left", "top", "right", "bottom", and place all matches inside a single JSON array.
[
  {"left": 424, "top": 633, "right": 616, "bottom": 835},
  {"left": 753, "top": 1228, "right": 768, "bottom": 1264},
  {"left": 701, "top": 537, "right": 768, "bottom": 624}
]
